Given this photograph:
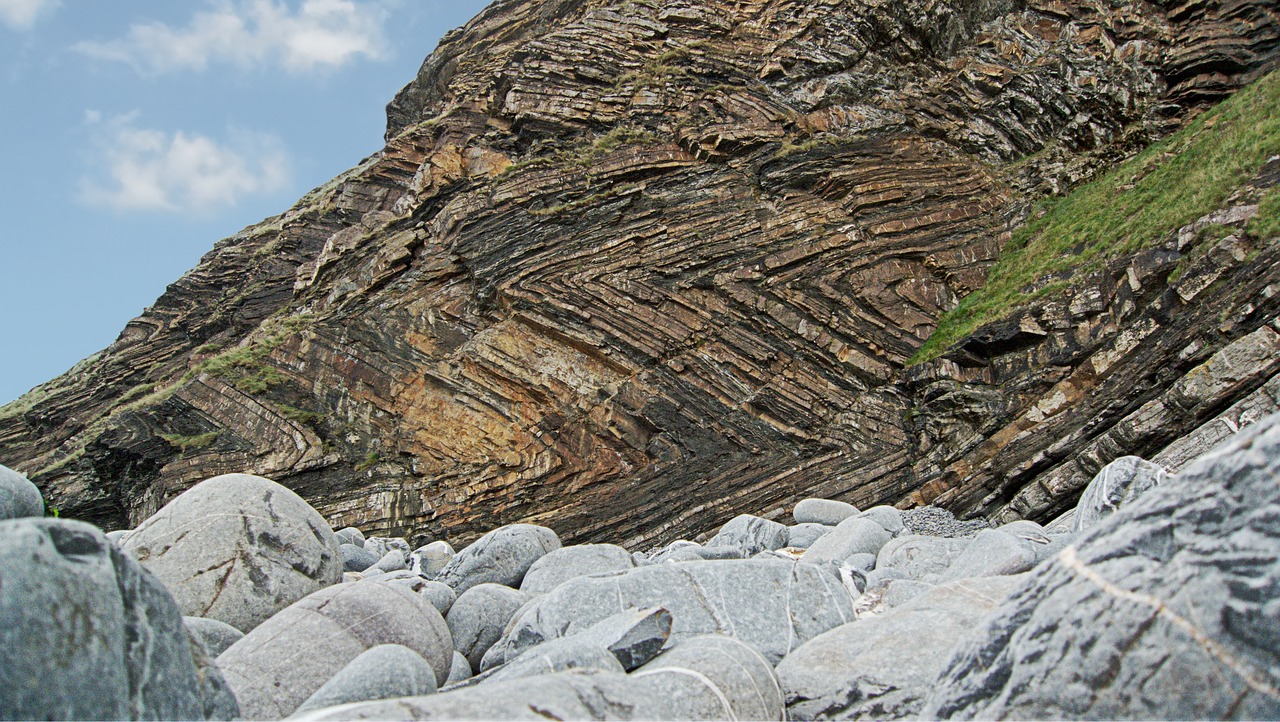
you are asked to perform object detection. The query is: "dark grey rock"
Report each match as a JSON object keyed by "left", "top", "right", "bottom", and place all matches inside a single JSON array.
[
  {"left": 184, "top": 625, "right": 241, "bottom": 720},
  {"left": 787, "top": 522, "right": 833, "bottom": 549},
  {"left": 435, "top": 523, "right": 560, "bottom": 595},
  {"left": 122, "top": 473, "right": 342, "bottom": 633},
  {"left": 0, "top": 518, "right": 204, "bottom": 720},
  {"left": 294, "top": 644, "right": 438, "bottom": 715},
  {"left": 488, "top": 558, "right": 857, "bottom": 666},
  {"left": 446, "top": 651, "right": 472, "bottom": 685},
  {"left": 363, "top": 536, "right": 411, "bottom": 558},
  {"left": 519, "top": 543, "right": 635, "bottom": 594},
  {"left": 448, "top": 582, "right": 531, "bottom": 670},
  {"left": 794, "top": 498, "right": 859, "bottom": 525},
  {"left": 341, "top": 543, "right": 380, "bottom": 573},
  {"left": 858, "top": 505, "right": 906, "bottom": 535},
  {"left": 218, "top": 579, "right": 453, "bottom": 719},
  {"left": 0, "top": 464, "right": 43, "bottom": 520},
  {"left": 877, "top": 534, "right": 971, "bottom": 581},
  {"left": 900, "top": 505, "right": 990, "bottom": 538},
  {"left": 938, "top": 529, "right": 1037, "bottom": 582},
  {"left": 184, "top": 615, "right": 245, "bottom": 657},
  {"left": 1071, "top": 455, "right": 1169, "bottom": 532},
  {"left": 706, "top": 513, "right": 790, "bottom": 556},
  {"left": 801, "top": 516, "right": 893, "bottom": 563},
  {"left": 410, "top": 540, "right": 454, "bottom": 577},
  {"left": 334, "top": 526, "right": 365, "bottom": 547},
  {"left": 369, "top": 548, "right": 407, "bottom": 573},
  {"left": 778, "top": 576, "right": 1024, "bottom": 720},
  {"left": 919, "top": 413, "right": 1280, "bottom": 720}
]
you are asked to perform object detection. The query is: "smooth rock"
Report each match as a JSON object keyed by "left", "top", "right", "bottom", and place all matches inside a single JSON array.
[
  {"left": 1071, "top": 455, "right": 1169, "bottom": 532},
  {"left": 341, "top": 543, "right": 380, "bottom": 573},
  {"left": 363, "top": 536, "right": 410, "bottom": 558},
  {"left": 519, "top": 543, "right": 635, "bottom": 594},
  {"left": 446, "top": 651, "right": 472, "bottom": 685},
  {"left": 878, "top": 578, "right": 936, "bottom": 607},
  {"left": 417, "top": 580, "right": 457, "bottom": 616},
  {"left": 184, "top": 615, "right": 244, "bottom": 657},
  {"left": 447, "top": 582, "right": 531, "bottom": 670},
  {"left": 630, "top": 634, "right": 784, "bottom": 721},
  {"left": 920, "top": 413, "right": 1280, "bottom": 720},
  {"left": 105, "top": 528, "right": 130, "bottom": 545},
  {"left": 0, "top": 518, "right": 204, "bottom": 720},
  {"left": 938, "top": 529, "right": 1038, "bottom": 582},
  {"left": 334, "top": 526, "right": 365, "bottom": 547},
  {"left": 185, "top": 624, "right": 241, "bottom": 720},
  {"left": 294, "top": 644, "right": 438, "bottom": 715},
  {"left": 481, "top": 606, "right": 673, "bottom": 675},
  {"left": 864, "top": 565, "right": 907, "bottom": 588},
  {"left": 471, "top": 638, "right": 623, "bottom": 688},
  {"left": 877, "top": 534, "right": 971, "bottom": 581},
  {"left": 844, "top": 552, "right": 878, "bottom": 573},
  {"left": 0, "top": 464, "right": 43, "bottom": 520},
  {"left": 705, "top": 513, "right": 790, "bottom": 556},
  {"left": 793, "top": 498, "right": 860, "bottom": 525},
  {"left": 787, "top": 522, "right": 832, "bottom": 549},
  {"left": 858, "top": 505, "right": 906, "bottom": 535},
  {"left": 410, "top": 540, "right": 454, "bottom": 577},
  {"left": 218, "top": 579, "right": 453, "bottom": 719},
  {"left": 801, "top": 516, "right": 893, "bottom": 563},
  {"left": 369, "top": 548, "right": 407, "bottom": 573},
  {"left": 122, "top": 473, "right": 342, "bottom": 633},
  {"left": 435, "top": 523, "right": 560, "bottom": 595}
]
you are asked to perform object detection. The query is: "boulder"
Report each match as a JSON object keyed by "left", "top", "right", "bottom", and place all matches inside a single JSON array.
[
  {"left": 481, "top": 606, "right": 673, "bottom": 675},
  {"left": 0, "top": 518, "right": 205, "bottom": 720},
  {"left": 793, "top": 498, "right": 859, "bottom": 525},
  {"left": 876, "top": 534, "right": 971, "bottom": 581},
  {"left": 487, "top": 558, "right": 856, "bottom": 666},
  {"left": 184, "top": 625, "right": 241, "bottom": 721},
  {"left": 369, "top": 549, "right": 407, "bottom": 573},
  {"left": 858, "top": 505, "right": 906, "bottom": 535},
  {"left": 0, "top": 464, "right": 43, "bottom": 520},
  {"left": 363, "top": 536, "right": 410, "bottom": 558},
  {"left": 787, "top": 522, "right": 832, "bottom": 549},
  {"left": 844, "top": 552, "right": 878, "bottom": 573},
  {"left": 419, "top": 580, "right": 457, "bottom": 616},
  {"left": 184, "top": 615, "right": 244, "bottom": 657},
  {"left": 340, "top": 543, "right": 380, "bottom": 573},
  {"left": 121, "top": 473, "right": 342, "bottom": 633},
  {"left": 434, "top": 523, "right": 560, "bottom": 595},
  {"left": 447, "top": 583, "right": 531, "bottom": 670},
  {"left": 705, "top": 513, "right": 790, "bottom": 556},
  {"left": 334, "top": 526, "right": 365, "bottom": 547},
  {"left": 919, "top": 413, "right": 1280, "bottom": 720},
  {"left": 218, "top": 579, "right": 453, "bottom": 719},
  {"left": 294, "top": 644, "right": 438, "bottom": 715},
  {"left": 937, "top": 529, "right": 1038, "bottom": 582},
  {"left": 801, "top": 516, "right": 893, "bottom": 563},
  {"left": 1071, "top": 455, "right": 1169, "bottom": 532},
  {"left": 645, "top": 542, "right": 706, "bottom": 564},
  {"left": 519, "top": 543, "right": 635, "bottom": 594},
  {"left": 471, "top": 639, "right": 623, "bottom": 688},
  {"left": 410, "top": 540, "right": 455, "bottom": 577},
  {"left": 777, "top": 576, "right": 1025, "bottom": 720},
  {"left": 446, "top": 651, "right": 472, "bottom": 685},
  {"left": 630, "top": 634, "right": 784, "bottom": 720}
]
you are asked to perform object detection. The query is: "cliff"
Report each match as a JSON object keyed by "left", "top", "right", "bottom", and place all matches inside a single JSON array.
[{"left": 2, "top": 0, "right": 1278, "bottom": 548}]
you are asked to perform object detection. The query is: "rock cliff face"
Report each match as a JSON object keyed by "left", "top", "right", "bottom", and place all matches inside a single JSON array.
[{"left": 1, "top": 0, "right": 1278, "bottom": 548}]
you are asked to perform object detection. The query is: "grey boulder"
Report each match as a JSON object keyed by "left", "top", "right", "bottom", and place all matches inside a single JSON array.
[
  {"left": 787, "top": 522, "right": 832, "bottom": 549},
  {"left": 369, "top": 549, "right": 407, "bottom": 573},
  {"left": 410, "top": 540, "right": 455, "bottom": 577},
  {"left": 858, "top": 505, "right": 905, "bottom": 535},
  {"left": 435, "top": 523, "right": 560, "bottom": 595},
  {"left": 937, "top": 528, "right": 1038, "bottom": 582},
  {"left": 447, "top": 582, "right": 531, "bottom": 670},
  {"left": 793, "top": 498, "right": 859, "bottom": 525},
  {"left": 1071, "top": 455, "right": 1169, "bottom": 532},
  {"left": 876, "top": 534, "right": 971, "bottom": 581},
  {"left": 1, "top": 518, "right": 205, "bottom": 720},
  {"left": 480, "top": 606, "right": 673, "bottom": 675},
  {"left": 0, "top": 464, "right": 43, "bottom": 520},
  {"left": 122, "top": 473, "right": 342, "bottom": 633},
  {"left": 446, "top": 651, "right": 472, "bottom": 685},
  {"left": 363, "top": 536, "right": 410, "bottom": 558},
  {"left": 294, "top": 644, "right": 438, "bottom": 715},
  {"left": 341, "top": 543, "right": 381, "bottom": 573},
  {"left": 519, "top": 543, "right": 635, "bottom": 594},
  {"left": 705, "top": 513, "right": 789, "bottom": 556},
  {"left": 184, "top": 615, "right": 245, "bottom": 657},
  {"left": 334, "top": 526, "right": 366, "bottom": 547},
  {"left": 801, "top": 516, "right": 893, "bottom": 563}
]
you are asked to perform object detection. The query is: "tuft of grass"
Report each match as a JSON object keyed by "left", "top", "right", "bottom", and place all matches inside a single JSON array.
[
  {"left": 160, "top": 431, "right": 220, "bottom": 451},
  {"left": 354, "top": 452, "right": 379, "bottom": 472},
  {"left": 1250, "top": 187, "right": 1280, "bottom": 240},
  {"left": 275, "top": 403, "right": 322, "bottom": 425},
  {"left": 189, "top": 312, "right": 312, "bottom": 394},
  {"left": 914, "top": 69, "right": 1280, "bottom": 364}
]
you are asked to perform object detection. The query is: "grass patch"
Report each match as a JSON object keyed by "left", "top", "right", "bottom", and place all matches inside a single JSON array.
[
  {"left": 160, "top": 431, "right": 220, "bottom": 451},
  {"left": 914, "top": 69, "right": 1280, "bottom": 363},
  {"left": 189, "top": 312, "right": 313, "bottom": 394},
  {"left": 275, "top": 403, "right": 322, "bottom": 425},
  {"left": 354, "top": 452, "right": 379, "bottom": 472},
  {"left": 1250, "top": 187, "right": 1280, "bottom": 240}
]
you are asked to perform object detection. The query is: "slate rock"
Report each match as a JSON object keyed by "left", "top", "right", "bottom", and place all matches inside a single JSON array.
[
  {"left": 0, "top": 464, "right": 43, "bottom": 520},
  {"left": 435, "top": 523, "right": 560, "bottom": 595},
  {"left": 446, "top": 651, "right": 472, "bottom": 685},
  {"left": 363, "top": 536, "right": 410, "bottom": 558},
  {"left": 341, "top": 543, "right": 380, "bottom": 573},
  {"left": 1071, "top": 455, "right": 1169, "bottom": 532},
  {"left": 184, "top": 615, "right": 245, "bottom": 657},
  {"left": 519, "top": 543, "right": 635, "bottom": 594},
  {"left": 447, "top": 582, "right": 531, "bottom": 670},
  {"left": 858, "top": 505, "right": 906, "bottom": 535},
  {"left": 794, "top": 498, "right": 860, "bottom": 525},
  {"left": 919, "top": 413, "right": 1280, "bottom": 720},
  {"left": 778, "top": 576, "right": 1024, "bottom": 720},
  {"left": 938, "top": 528, "right": 1037, "bottom": 582},
  {"left": 0, "top": 518, "right": 204, "bottom": 720},
  {"left": 801, "top": 516, "right": 893, "bottom": 563},
  {"left": 488, "top": 558, "right": 856, "bottom": 666},
  {"left": 410, "top": 540, "right": 454, "bottom": 577},
  {"left": 122, "top": 473, "right": 342, "bottom": 633},
  {"left": 294, "top": 644, "right": 438, "bottom": 715},
  {"left": 218, "top": 579, "right": 453, "bottom": 719},
  {"left": 706, "top": 513, "right": 790, "bottom": 556},
  {"left": 334, "top": 526, "right": 365, "bottom": 547},
  {"left": 787, "top": 522, "right": 833, "bottom": 549},
  {"left": 877, "top": 534, "right": 971, "bottom": 581}
]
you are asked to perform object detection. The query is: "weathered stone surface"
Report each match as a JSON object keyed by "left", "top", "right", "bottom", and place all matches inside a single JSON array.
[
  {"left": 938, "top": 529, "right": 1038, "bottom": 582},
  {"left": 794, "top": 499, "right": 860, "bottom": 526},
  {"left": 0, "top": 464, "right": 42, "bottom": 520},
  {"left": 519, "top": 543, "right": 635, "bottom": 594},
  {"left": 777, "top": 575, "right": 1024, "bottom": 720},
  {"left": 787, "top": 522, "right": 832, "bottom": 549},
  {"left": 364, "top": 536, "right": 410, "bottom": 558},
  {"left": 479, "top": 606, "right": 672, "bottom": 675},
  {"left": 446, "top": 651, "right": 472, "bottom": 685},
  {"left": 122, "top": 473, "right": 342, "bottom": 633},
  {"left": 184, "top": 615, "right": 244, "bottom": 657},
  {"left": 294, "top": 644, "right": 438, "bottom": 715},
  {"left": 1070, "top": 455, "right": 1169, "bottom": 532},
  {"left": 877, "top": 534, "right": 971, "bottom": 581},
  {"left": 334, "top": 526, "right": 365, "bottom": 547},
  {"left": 631, "top": 634, "right": 785, "bottom": 721},
  {"left": 801, "top": 516, "right": 893, "bottom": 564},
  {"left": 341, "top": 543, "right": 380, "bottom": 573},
  {"left": 369, "top": 548, "right": 407, "bottom": 573},
  {"left": 218, "top": 580, "right": 453, "bottom": 719},
  {"left": 435, "top": 524, "right": 560, "bottom": 595},
  {"left": 919, "top": 413, "right": 1280, "bottom": 720},
  {"left": 410, "top": 540, "right": 454, "bottom": 577},
  {"left": 0, "top": 518, "right": 204, "bottom": 720},
  {"left": 447, "top": 582, "right": 531, "bottom": 670},
  {"left": 488, "top": 558, "right": 856, "bottom": 666},
  {"left": 858, "top": 505, "right": 905, "bottom": 535},
  {"left": 186, "top": 624, "right": 241, "bottom": 721},
  {"left": 706, "top": 513, "right": 790, "bottom": 556}
]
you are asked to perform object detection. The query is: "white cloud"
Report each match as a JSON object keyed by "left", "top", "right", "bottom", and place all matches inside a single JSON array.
[
  {"left": 79, "top": 114, "right": 291, "bottom": 215},
  {"left": 74, "top": 0, "right": 387, "bottom": 74},
  {"left": 0, "top": 0, "right": 59, "bottom": 30}
]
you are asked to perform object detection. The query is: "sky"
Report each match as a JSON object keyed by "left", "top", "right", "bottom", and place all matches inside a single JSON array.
[{"left": 0, "top": 0, "right": 491, "bottom": 405}]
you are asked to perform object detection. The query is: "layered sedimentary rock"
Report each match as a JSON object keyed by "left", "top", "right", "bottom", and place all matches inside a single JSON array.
[{"left": 1, "top": 0, "right": 1278, "bottom": 547}]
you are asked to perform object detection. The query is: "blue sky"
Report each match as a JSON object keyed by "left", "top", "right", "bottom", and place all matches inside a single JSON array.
[{"left": 0, "top": 0, "right": 490, "bottom": 404}]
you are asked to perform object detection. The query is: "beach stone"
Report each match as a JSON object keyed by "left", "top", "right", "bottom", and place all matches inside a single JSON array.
[
  {"left": 920, "top": 413, "right": 1280, "bottom": 720},
  {"left": 778, "top": 575, "right": 1024, "bottom": 720},
  {"left": 0, "top": 518, "right": 204, "bottom": 720},
  {"left": 334, "top": 526, "right": 365, "bottom": 547},
  {"left": 519, "top": 543, "right": 635, "bottom": 594},
  {"left": 471, "top": 639, "right": 624, "bottom": 688},
  {"left": 410, "top": 540, "right": 455, "bottom": 577},
  {"left": 878, "top": 578, "right": 936, "bottom": 607},
  {"left": 801, "top": 516, "right": 893, "bottom": 563},
  {"left": 488, "top": 557, "right": 856, "bottom": 666},
  {"left": 369, "top": 548, "right": 407, "bottom": 573},
  {"left": 218, "top": 579, "right": 453, "bottom": 719},
  {"left": 340, "top": 543, "right": 380, "bottom": 573},
  {"left": 416, "top": 580, "right": 457, "bottom": 616},
  {"left": 787, "top": 522, "right": 832, "bottom": 549},
  {"left": 938, "top": 529, "right": 1038, "bottom": 582},
  {"left": 184, "top": 615, "right": 244, "bottom": 657},
  {"left": 363, "top": 536, "right": 410, "bottom": 558},
  {"left": 630, "top": 634, "right": 784, "bottom": 721},
  {"left": 646, "top": 542, "right": 706, "bottom": 564},
  {"left": 435, "top": 523, "right": 560, "bottom": 595},
  {"left": 0, "top": 464, "right": 42, "bottom": 520},
  {"left": 858, "top": 505, "right": 906, "bottom": 535},
  {"left": 794, "top": 498, "right": 859, "bottom": 525},
  {"left": 844, "top": 552, "right": 878, "bottom": 573},
  {"left": 446, "top": 651, "right": 472, "bottom": 685},
  {"left": 184, "top": 625, "right": 240, "bottom": 720},
  {"left": 448, "top": 583, "right": 531, "bottom": 670},
  {"left": 121, "top": 473, "right": 341, "bottom": 633},
  {"left": 877, "top": 534, "right": 971, "bottom": 581},
  {"left": 1071, "top": 455, "right": 1169, "bottom": 532},
  {"left": 864, "top": 565, "right": 908, "bottom": 588},
  {"left": 481, "top": 606, "right": 673, "bottom": 675},
  {"left": 105, "top": 528, "right": 131, "bottom": 545},
  {"left": 706, "top": 513, "right": 790, "bottom": 556},
  {"left": 294, "top": 644, "right": 438, "bottom": 715}
]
